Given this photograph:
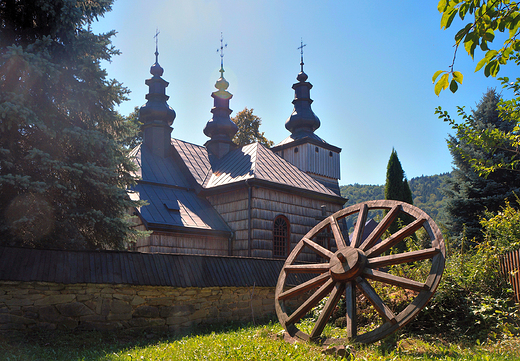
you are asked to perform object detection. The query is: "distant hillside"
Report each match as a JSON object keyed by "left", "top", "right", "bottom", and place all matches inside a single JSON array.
[{"left": 339, "top": 172, "right": 451, "bottom": 226}]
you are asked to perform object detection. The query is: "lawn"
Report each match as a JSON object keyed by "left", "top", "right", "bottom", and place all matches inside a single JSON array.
[{"left": 1, "top": 322, "right": 519, "bottom": 361}]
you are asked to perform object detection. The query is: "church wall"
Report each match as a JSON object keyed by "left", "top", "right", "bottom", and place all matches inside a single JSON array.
[
  {"left": 206, "top": 189, "right": 250, "bottom": 257},
  {"left": 137, "top": 232, "right": 229, "bottom": 256},
  {"left": 130, "top": 217, "right": 229, "bottom": 256},
  {"left": 250, "top": 188, "right": 343, "bottom": 260}
]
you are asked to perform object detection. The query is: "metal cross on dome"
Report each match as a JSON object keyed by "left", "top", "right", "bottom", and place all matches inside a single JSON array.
[
  {"left": 217, "top": 32, "right": 227, "bottom": 78},
  {"left": 154, "top": 28, "right": 160, "bottom": 63},
  {"left": 298, "top": 38, "right": 307, "bottom": 72}
]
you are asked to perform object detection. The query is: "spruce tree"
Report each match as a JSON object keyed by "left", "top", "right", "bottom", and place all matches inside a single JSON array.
[
  {"left": 444, "top": 89, "right": 520, "bottom": 244},
  {"left": 0, "top": 1, "right": 142, "bottom": 250}
]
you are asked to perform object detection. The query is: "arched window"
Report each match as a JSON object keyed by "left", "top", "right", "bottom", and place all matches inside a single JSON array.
[{"left": 273, "top": 215, "right": 290, "bottom": 258}]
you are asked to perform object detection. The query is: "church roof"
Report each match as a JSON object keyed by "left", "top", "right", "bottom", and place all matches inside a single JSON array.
[
  {"left": 129, "top": 144, "right": 231, "bottom": 235},
  {"left": 172, "top": 138, "right": 343, "bottom": 201}
]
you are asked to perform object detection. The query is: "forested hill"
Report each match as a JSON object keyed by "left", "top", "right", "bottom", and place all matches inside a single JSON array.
[{"left": 339, "top": 172, "right": 452, "bottom": 226}]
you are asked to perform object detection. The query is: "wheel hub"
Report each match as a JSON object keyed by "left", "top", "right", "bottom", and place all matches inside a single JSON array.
[{"left": 329, "top": 247, "right": 366, "bottom": 281}]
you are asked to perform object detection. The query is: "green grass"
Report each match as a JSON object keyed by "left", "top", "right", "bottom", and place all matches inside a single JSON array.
[{"left": 1, "top": 322, "right": 519, "bottom": 361}]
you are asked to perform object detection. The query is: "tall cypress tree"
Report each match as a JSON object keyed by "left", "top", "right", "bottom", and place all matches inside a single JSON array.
[
  {"left": 384, "top": 149, "right": 414, "bottom": 250},
  {"left": 444, "top": 89, "right": 520, "bottom": 244},
  {"left": 385, "top": 148, "right": 413, "bottom": 205},
  {"left": 0, "top": 1, "right": 143, "bottom": 250}
]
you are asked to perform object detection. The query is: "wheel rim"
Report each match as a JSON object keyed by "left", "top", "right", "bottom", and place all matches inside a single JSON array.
[{"left": 275, "top": 200, "right": 446, "bottom": 344}]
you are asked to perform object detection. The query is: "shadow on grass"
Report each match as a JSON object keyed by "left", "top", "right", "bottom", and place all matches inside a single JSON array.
[{"left": 0, "top": 318, "right": 277, "bottom": 361}]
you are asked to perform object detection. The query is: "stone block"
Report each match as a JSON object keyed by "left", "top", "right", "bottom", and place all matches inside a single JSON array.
[
  {"left": 133, "top": 305, "right": 159, "bottom": 318},
  {"left": 77, "top": 295, "right": 93, "bottom": 302},
  {"left": 56, "top": 317, "right": 79, "bottom": 330},
  {"left": 113, "top": 294, "right": 132, "bottom": 302},
  {"left": 188, "top": 309, "right": 208, "bottom": 321},
  {"left": 79, "top": 314, "right": 106, "bottom": 322},
  {"left": 56, "top": 302, "right": 94, "bottom": 317},
  {"left": 0, "top": 314, "right": 37, "bottom": 325},
  {"left": 5, "top": 296, "right": 33, "bottom": 307},
  {"left": 34, "top": 294, "right": 75, "bottom": 306},
  {"left": 100, "top": 288, "right": 115, "bottom": 294},
  {"left": 131, "top": 296, "right": 145, "bottom": 306},
  {"left": 79, "top": 321, "right": 122, "bottom": 331},
  {"left": 107, "top": 313, "right": 132, "bottom": 321},
  {"left": 147, "top": 297, "right": 172, "bottom": 306},
  {"left": 38, "top": 305, "right": 60, "bottom": 322},
  {"left": 128, "top": 318, "right": 165, "bottom": 328},
  {"left": 109, "top": 299, "right": 132, "bottom": 314},
  {"left": 34, "top": 322, "right": 57, "bottom": 330}
]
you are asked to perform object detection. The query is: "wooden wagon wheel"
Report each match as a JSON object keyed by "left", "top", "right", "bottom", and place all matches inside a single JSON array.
[{"left": 275, "top": 200, "right": 445, "bottom": 344}]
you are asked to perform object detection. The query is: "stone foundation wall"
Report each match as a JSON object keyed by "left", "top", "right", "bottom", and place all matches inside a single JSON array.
[{"left": 0, "top": 281, "right": 282, "bottom": 333}]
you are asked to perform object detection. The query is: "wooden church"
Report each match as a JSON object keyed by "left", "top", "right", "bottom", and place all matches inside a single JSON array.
[{"left": 128, "top": 45, "right": 346, "bottom": 260}]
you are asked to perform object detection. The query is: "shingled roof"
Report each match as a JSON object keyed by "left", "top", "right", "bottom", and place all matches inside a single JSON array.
[
  {"left": 0, "top": 247, "right": 307, "bottom": 288},
  {"left": 172, "top": 138, "right": 343, "bottom": 201},
  {"left": 129, "top": 144, "right": 231, "bottom": 235}
]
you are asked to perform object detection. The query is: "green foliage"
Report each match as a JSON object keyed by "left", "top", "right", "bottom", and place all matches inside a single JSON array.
[
  {"left": 434, "top": 0, "right": 520, "bottom": 94},
  {"left": 409, "top": 173, "right": 451, "bottom": 227},
  {"left": 439, "top": 89, "right": 520, "bottom": 243},
  {"left": 231, "top": 107, "right": 274, "bottom": 148},
  {"left": 0, "top": 1, "right": 144, "bottom": 250},
  {"left": 481, "top": 197, "right": 520, "bottom": 252},
  {"left": 409, "top": 240, "right": 519, "bottom": 341}
]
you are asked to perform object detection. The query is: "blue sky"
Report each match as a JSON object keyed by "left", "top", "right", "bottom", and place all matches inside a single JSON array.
[{"left": 92, "top": 0, "right": 517, "bottom": 185}]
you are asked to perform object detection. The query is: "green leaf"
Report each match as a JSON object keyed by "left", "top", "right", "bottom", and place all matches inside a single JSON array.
[
  {"left": 432, "top": 70, "right": 445, "bottom": 83},
  {"left": 475, "top": 57, "right": 489, "bottom": 72},
  {"left": 435, "top": 73, "right": 450, "bottom": 96},
  {"left": 453, "top": 71, "right": 463, "bottom": 84},
  {"left": 441, "top": 8, "right": 457, "bottom": 29},
  {"left": 437, "top": 0, "right": 448, "bottom": 13},
  {"left": 450, "top": 79, "right": 459, "bottom": 93},
  {"left": 455, "top": 23, "right": 473, "bottom": 41}
]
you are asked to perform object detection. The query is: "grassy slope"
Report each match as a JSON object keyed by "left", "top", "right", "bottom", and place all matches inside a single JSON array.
[{"left": 1, "top": 322, "right": 519, "bottom": 361}]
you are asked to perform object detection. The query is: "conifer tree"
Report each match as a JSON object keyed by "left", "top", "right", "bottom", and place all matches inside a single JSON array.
[
  {"left": 444, "top": 89, "right": 520, "bottom": 244},
  {"left": 0, "top": 1, "right": 143, "bottom": 250},
  {"left": 384, "top": 149, "right": 414, "bottom": 250}
]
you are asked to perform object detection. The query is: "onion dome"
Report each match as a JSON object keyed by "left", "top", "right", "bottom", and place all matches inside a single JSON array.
[
  {"left": 203, "top": 34, "right": 238, "bottom": 158},
  {"left": 285, "top": 41, "right": 320, "bottom": 135},
  {"left": 139, "top": 41, "right": 176, "bottom": 157}
]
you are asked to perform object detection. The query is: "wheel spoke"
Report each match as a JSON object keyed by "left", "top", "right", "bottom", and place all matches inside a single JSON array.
[
  {"left": 356, "top": 277, "right": 397, "bottom": 324},
  {"left": 366, "top": 247, "right": 440, "bottom": 268},
  {"left": 363, "top": 268, "right": 429, "bottom": 292},
  {"left": 351, "top": 203, "right": 368, "bottom": 248},
  {"left": 278, "top": 273, "right": 330, "bottom": 300},
  {"left": 345, "top": 281, "right": 357, "bottom": 339},
  {"left": 330, "top": 216, "right": 347, "bottom": 249},
  {"left": 310, "top": 282, "right": 345, "bottom": 339},
  {"left": 365, "top": 218, "right": 427, "bottom": 257},
  {"left": 359, "top": 205, "right": 400, "bottom": 251},
  {"left": 284, "top": 263, "right": 330, "bottom": 273},
  {"left": 303, "top": 237, "right": 334, "bottom": 260},
  {"left": 286, "top": 278, "right": 336, "bottom": 325}
]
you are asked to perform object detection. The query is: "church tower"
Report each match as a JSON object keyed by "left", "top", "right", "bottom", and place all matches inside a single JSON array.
[
  {"left": 271, "top": 42, "right": 341, "bottom": 195},
  {"left": 203, "top": 35, "right": 238, "bottom": 158},
  {"left": 139, "top": 39, "right": 176, "bottom": 158}
]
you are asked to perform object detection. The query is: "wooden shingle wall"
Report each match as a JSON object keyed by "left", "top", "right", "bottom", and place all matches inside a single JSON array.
[
  {"left": 251, "top": 188, "right": 342, "bottom": 260},
  {"left": 207, "top": 189, "right": 250, "bottom": 256}
]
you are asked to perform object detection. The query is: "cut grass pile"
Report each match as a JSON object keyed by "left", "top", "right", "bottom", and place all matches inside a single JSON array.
[{"left": 1, "top": 322, "right": 519, "bottom": 360}]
